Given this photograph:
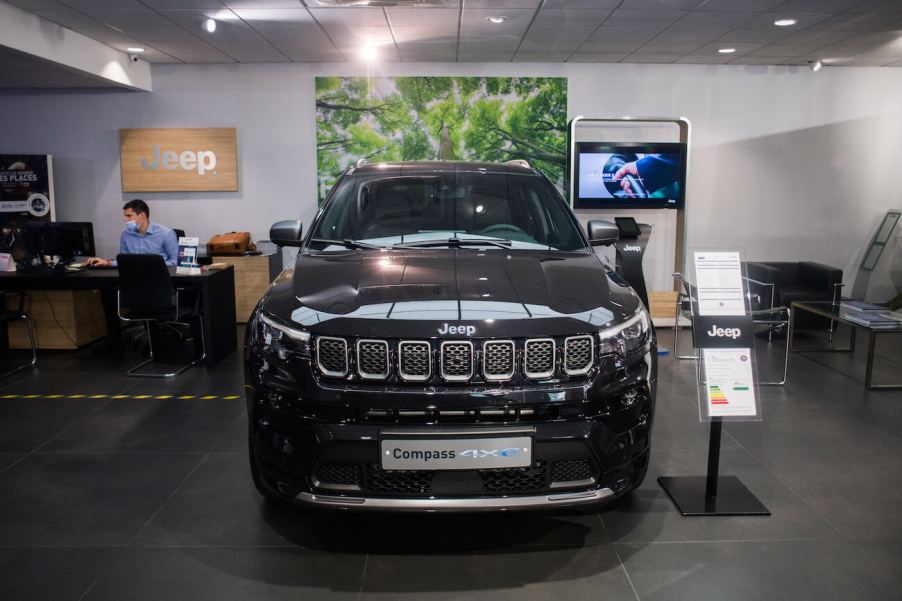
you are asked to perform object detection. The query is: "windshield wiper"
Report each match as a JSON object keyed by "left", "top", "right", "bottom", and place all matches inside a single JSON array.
[
  {"left": 393, "top": 238, "right": 513, "bottom": 250},
  {"left": 309, "top": 238, "right": 385, "bottom": 250}
]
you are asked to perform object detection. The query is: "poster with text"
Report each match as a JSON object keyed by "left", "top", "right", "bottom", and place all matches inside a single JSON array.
[
  {"left": 0, "top": 155, "right": 55, "bottom": 262},
  {"left": 315, "top": 76, "right": 567, "bottom": 201}
]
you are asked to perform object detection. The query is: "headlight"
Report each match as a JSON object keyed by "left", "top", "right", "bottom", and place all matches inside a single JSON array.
[
  {"left": 599, "top": 308, "right": 651, "bottom": 357},
  {"left": 254, "top": 312, "right": 310, "bottom": 359}
]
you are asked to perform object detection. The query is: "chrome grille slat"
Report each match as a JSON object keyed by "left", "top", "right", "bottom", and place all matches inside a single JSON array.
[
  {"left": 440, "top": 340, "right": 474, "bottom": 381},
  {"left": 524, "top": 338, "right": 555, "bottom": 379},
  {"left": 316, "top": 336, "right": 348, "bottom": 377},
  {"left": 483, "top": 340, "right": 515, "bottom": 381},
  {"left": 564, "top": 335, "right": 594, "bottom": 376},
  {"left": 398, "top": 341, "right": 431, "bottom": 381},
  {"left": 357, "top": 339, "right": 389, "bottom": 380}
]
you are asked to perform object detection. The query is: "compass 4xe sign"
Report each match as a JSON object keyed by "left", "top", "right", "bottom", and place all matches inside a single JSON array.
[{"left": 119, "top": 128, "right": 238, "bottom": 192}]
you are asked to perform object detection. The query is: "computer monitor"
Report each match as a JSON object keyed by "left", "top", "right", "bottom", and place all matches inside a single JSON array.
[{"left": 25, "top": 221, "right": 95, "bottom": 261}]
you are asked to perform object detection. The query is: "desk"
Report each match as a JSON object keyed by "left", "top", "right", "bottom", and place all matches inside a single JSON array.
[
  {"left": 0, "top": 267, "right": 237, "bottom": 367},
  {"left": 789, "top": 301, "right": 902, "bottom": 390}
]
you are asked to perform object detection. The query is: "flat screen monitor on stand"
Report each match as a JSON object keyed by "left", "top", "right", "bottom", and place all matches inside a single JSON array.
[
  {"left": 613, "top": 217, "right": 651, "bottom": 310},
  {"left": 20, "top": 221, "right": 95, "bottom": 273}
]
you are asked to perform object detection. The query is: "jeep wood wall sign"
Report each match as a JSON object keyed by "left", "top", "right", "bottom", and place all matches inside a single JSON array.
[{"left": 119, "top": 128, "right": 238, "bottom": 192}]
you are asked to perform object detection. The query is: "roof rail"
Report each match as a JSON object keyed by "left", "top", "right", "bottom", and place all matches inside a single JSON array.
[
  {"left": 356, "top": 158, "right": 369, "bottom": 167},
  {"left": 504, "top": 159, "right": 531, "bottom": 169}
]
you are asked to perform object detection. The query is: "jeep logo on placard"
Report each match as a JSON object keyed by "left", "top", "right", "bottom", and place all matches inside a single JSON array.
[
  {"left": 437, "top": 323, "right": 476, "bottom": 336},
  {"left": 141, "top": 144, "right": 217, "bottom": 176},
  {"left": 707, "top": 325, "right": 742, "bottom": 339},
  {"left": 623, "top": 244, "right": 642, "bottom": 252}
]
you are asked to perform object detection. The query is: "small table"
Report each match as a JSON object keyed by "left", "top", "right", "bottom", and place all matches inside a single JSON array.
[{"left": 788, "top": 301, "right": 902, "bottom": 390}]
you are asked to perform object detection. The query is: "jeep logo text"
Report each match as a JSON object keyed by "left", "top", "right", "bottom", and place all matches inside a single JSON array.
[
  {"left": 437, "top": 323, "right": 476, "bottom": 336},
  {"left": 707, "top": 325, "right": 742, "bottom": 339},
  {"left": 141, "top": 144, "right": 217, "bottom": 176}
]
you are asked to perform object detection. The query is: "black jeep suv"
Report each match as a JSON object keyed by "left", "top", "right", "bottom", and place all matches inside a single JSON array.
[{"left": 245, "top": 161, "right": 656, "bottom": 511}]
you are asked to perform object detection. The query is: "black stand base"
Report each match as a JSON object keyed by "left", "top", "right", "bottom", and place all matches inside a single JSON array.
[{"left": 658, "top": 475, "right": 770, "bottom": 516}]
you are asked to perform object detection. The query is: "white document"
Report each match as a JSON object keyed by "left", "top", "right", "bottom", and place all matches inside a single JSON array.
[
  {"left": 702, "top": 348, "right": 757, "bottom": 418},
  {"left": 694, "top": 251, "right": 746, "bottom": 316}
]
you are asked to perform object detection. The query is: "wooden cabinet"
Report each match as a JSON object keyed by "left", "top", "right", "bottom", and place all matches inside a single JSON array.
[
  {"left": 6, "top": 290, "right": 107, "bottom": 350},
  {"left": 209, "top": 254, "right": 281, "bottom": 322}
]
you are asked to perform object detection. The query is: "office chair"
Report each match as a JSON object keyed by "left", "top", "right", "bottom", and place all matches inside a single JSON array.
[
  {"left": 173, "top": 228, "right": 186, "bottom": 240},
  {"left": 0, "top": 291, "right": 37, "bottom": 378},
  {"left": 116, "top": 254, "right": 206, "bottom": 377}
]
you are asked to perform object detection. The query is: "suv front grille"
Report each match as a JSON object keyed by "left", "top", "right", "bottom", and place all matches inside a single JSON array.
[
  {"left": 483, "top": 340, "right": 515, "bottom": 381},
  {"left": 364, "top": 461, "right": 549, "bottom": 496},
  {"left": 398, "top": 341, "right": 431, "bottom": 381},
  {"left": 440, "top": 341, "right": 473, "bottom": 381},
  {"left": 312, "top": 334, "right": 600, "bottom": 384},
  {"left": 564, "top": 335, "right": 594, "bottom": 376},
  {"left": 357, "top": 339, "right": 389, "bottom": 379},
  {"left": 524, "top": 338, "right": 555, "bottom": 379},
  {"left": 316, "top": 336, "right": 348, "bottom": 377}
]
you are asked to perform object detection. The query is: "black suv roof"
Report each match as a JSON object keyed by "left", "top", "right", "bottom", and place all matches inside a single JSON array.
[{"left": 350, "top": 160, "right": 537, "bottom": 176}]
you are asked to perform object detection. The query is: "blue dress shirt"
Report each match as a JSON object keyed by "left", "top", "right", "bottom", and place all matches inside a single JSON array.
[{"left": 117, "top": 222, "right": 179, "bottom": 266}]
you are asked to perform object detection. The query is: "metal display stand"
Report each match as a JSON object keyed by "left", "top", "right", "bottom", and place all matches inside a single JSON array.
[
  {"left": 613, "top": 222, "right": 652, "bottom": 309},
  {"left": 568, "top": 116, "right": 690, "bottom": 286},
  {"left": 658, "top": 249, "right": 770, "bottom": 517}
]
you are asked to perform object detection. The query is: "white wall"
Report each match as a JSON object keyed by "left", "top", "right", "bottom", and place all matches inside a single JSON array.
[{"left": 2, "top": 62, "right": 901, "bottom": 298}]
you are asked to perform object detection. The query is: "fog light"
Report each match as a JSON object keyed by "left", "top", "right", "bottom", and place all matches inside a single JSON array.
[{"left": 622, "top": 389, "right": 638, "bottom": 407}]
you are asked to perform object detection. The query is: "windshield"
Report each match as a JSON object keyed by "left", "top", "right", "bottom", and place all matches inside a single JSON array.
[{"left": 308, "top": 172, "right": 588, "bottom": 252}]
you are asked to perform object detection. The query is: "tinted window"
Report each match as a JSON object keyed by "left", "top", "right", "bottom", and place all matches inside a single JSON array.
[{"left": 309, "top": 172, "right": 587, "bottom": 251}]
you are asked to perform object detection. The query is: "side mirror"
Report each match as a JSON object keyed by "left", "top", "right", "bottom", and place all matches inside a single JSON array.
[
  {"left": 587, "top": 220, "right": 619, "bottom": 246},
  {"left": 270, "top": 220, "right": 303, "bottom": 247}
]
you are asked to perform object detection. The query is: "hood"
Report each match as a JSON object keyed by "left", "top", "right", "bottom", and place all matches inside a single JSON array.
[{"left": 261, "top": 249, "right": 641, "bottom": 338}]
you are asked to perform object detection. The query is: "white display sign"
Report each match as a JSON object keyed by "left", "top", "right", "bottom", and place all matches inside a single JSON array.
[
  {"left": 176, "top": 236, "right": 201, "bottom": 275},
  {"left": 693, "top": 251, "right": 746, "bottom": 316},
  {"left": 702, "top": 348, "right": 758, "bottom": 418}
]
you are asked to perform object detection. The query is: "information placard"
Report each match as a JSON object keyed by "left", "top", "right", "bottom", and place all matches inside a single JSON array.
[
  {"left": 702, "top": 348, "right": 757, "bottom": 417},
  {"left": 693, "top": 251, "right": 745, "bottom": 316}
]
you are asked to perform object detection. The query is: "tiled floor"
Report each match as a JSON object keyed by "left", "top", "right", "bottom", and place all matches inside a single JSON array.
[{"left": 1, "top": 325, "right": 901, "bottom": 600}]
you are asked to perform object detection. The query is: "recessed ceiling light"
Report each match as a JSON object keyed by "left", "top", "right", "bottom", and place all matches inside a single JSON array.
[
  {"left": 359, "top": 42, "right": 379, "bottom": 63},
  {"left": 774, "top": 18, "right": 797, "bottom": 27},
  {"left": 809, "top": 60, "right": 822, "bottom": 72},
  {"left": 718, "top": 48, "right": 736, "bottom": 54},
  {"left": 126, "top": 47, "right": 144, "bottom": 53},
  {"left": 203, "top": 18, "right": 217, "bottom": 33},
  {"left": 486, "top": 16, "right": 507, "bottom": 24}
]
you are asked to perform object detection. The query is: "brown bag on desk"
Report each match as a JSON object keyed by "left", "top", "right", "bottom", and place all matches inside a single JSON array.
[{"left": 207, "top": 232, "right": 256, "bottom": 255}]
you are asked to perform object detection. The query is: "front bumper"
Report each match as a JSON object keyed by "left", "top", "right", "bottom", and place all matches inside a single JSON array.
[{"left": 245, "top": 326, "right": 656, "bottom": 511}]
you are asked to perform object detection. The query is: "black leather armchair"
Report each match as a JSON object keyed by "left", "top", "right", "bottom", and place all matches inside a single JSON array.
[{"left": 745, "top": 261, "right": 843, "bottom": 328}]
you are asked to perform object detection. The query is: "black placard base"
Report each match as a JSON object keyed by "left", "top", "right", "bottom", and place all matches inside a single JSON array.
[{"left": 658, "top": 475, "right": 770, "bottom": 516}]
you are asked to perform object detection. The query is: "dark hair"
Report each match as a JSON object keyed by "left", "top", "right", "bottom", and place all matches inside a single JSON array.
[{"left": 123, "top": 199, "right": 149, "bottom": 218}]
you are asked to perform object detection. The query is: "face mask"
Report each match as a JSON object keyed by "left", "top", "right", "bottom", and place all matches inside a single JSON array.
[{"left": 125, "top": 220, "right": 139, "bottom": 233}]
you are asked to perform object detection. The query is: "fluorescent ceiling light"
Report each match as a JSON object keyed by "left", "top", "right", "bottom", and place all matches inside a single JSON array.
[
  {"left": 718, "top": 48, "right": 736, "bottom": 54},
  {"left": 126, "top": 47, "right": 144, "bottom": 53},
  {"left": 486, "top": 16, "right": 507, "bottom": 24},
  {"left": 203, "top": 18, "right": 217, "bottom": 33},
  {"left": 360, "top": 42, "right": 379, "bottom": 62},
  {"left": 774, "top": 18, "right": 797, "bottom": 26}
]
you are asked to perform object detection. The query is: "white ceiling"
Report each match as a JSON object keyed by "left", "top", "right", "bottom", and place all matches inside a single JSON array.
[{"left": 6, "top": 0, "right": 902, "bottom": 67}]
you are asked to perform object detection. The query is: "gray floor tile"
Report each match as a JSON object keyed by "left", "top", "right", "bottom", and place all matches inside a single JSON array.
[
  {"left": 43, "top": 398, "right": 243, "bottom": 453},
  {"left": 0, "top": 547, "right": 109, "bottom": 601},
  {"left": 0, "top": 452, "right": 201, "bottom": 546},
  {"left": 82, "top": 548, "right": 364, "bottom": 601},
  {"left": 135, "top": 452, "right": 373, "bottom": 551},
  {"left": 360, "top": 544, "right": 637, "bottom": 600},
  {"left": 753, "top": 445, "right": 902, "bottom": 539},
  {"left": 617, "top": 539, "right": 902, "bottom": 601},
  {"left": 0, "top": 397, "right": 109, "bottom": 452},
  {"left": 602, "top": 447, "right": 839, "bottom": 543}
]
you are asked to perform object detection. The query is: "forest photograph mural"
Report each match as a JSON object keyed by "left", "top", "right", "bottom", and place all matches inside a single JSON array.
[{"left": 315, "top": 76, "right": 568, "bottom": 200}]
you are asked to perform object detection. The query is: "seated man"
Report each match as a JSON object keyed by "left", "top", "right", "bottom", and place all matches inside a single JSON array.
[{"left": 87, "top": 199, "right": 178, "bottom": 267}]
